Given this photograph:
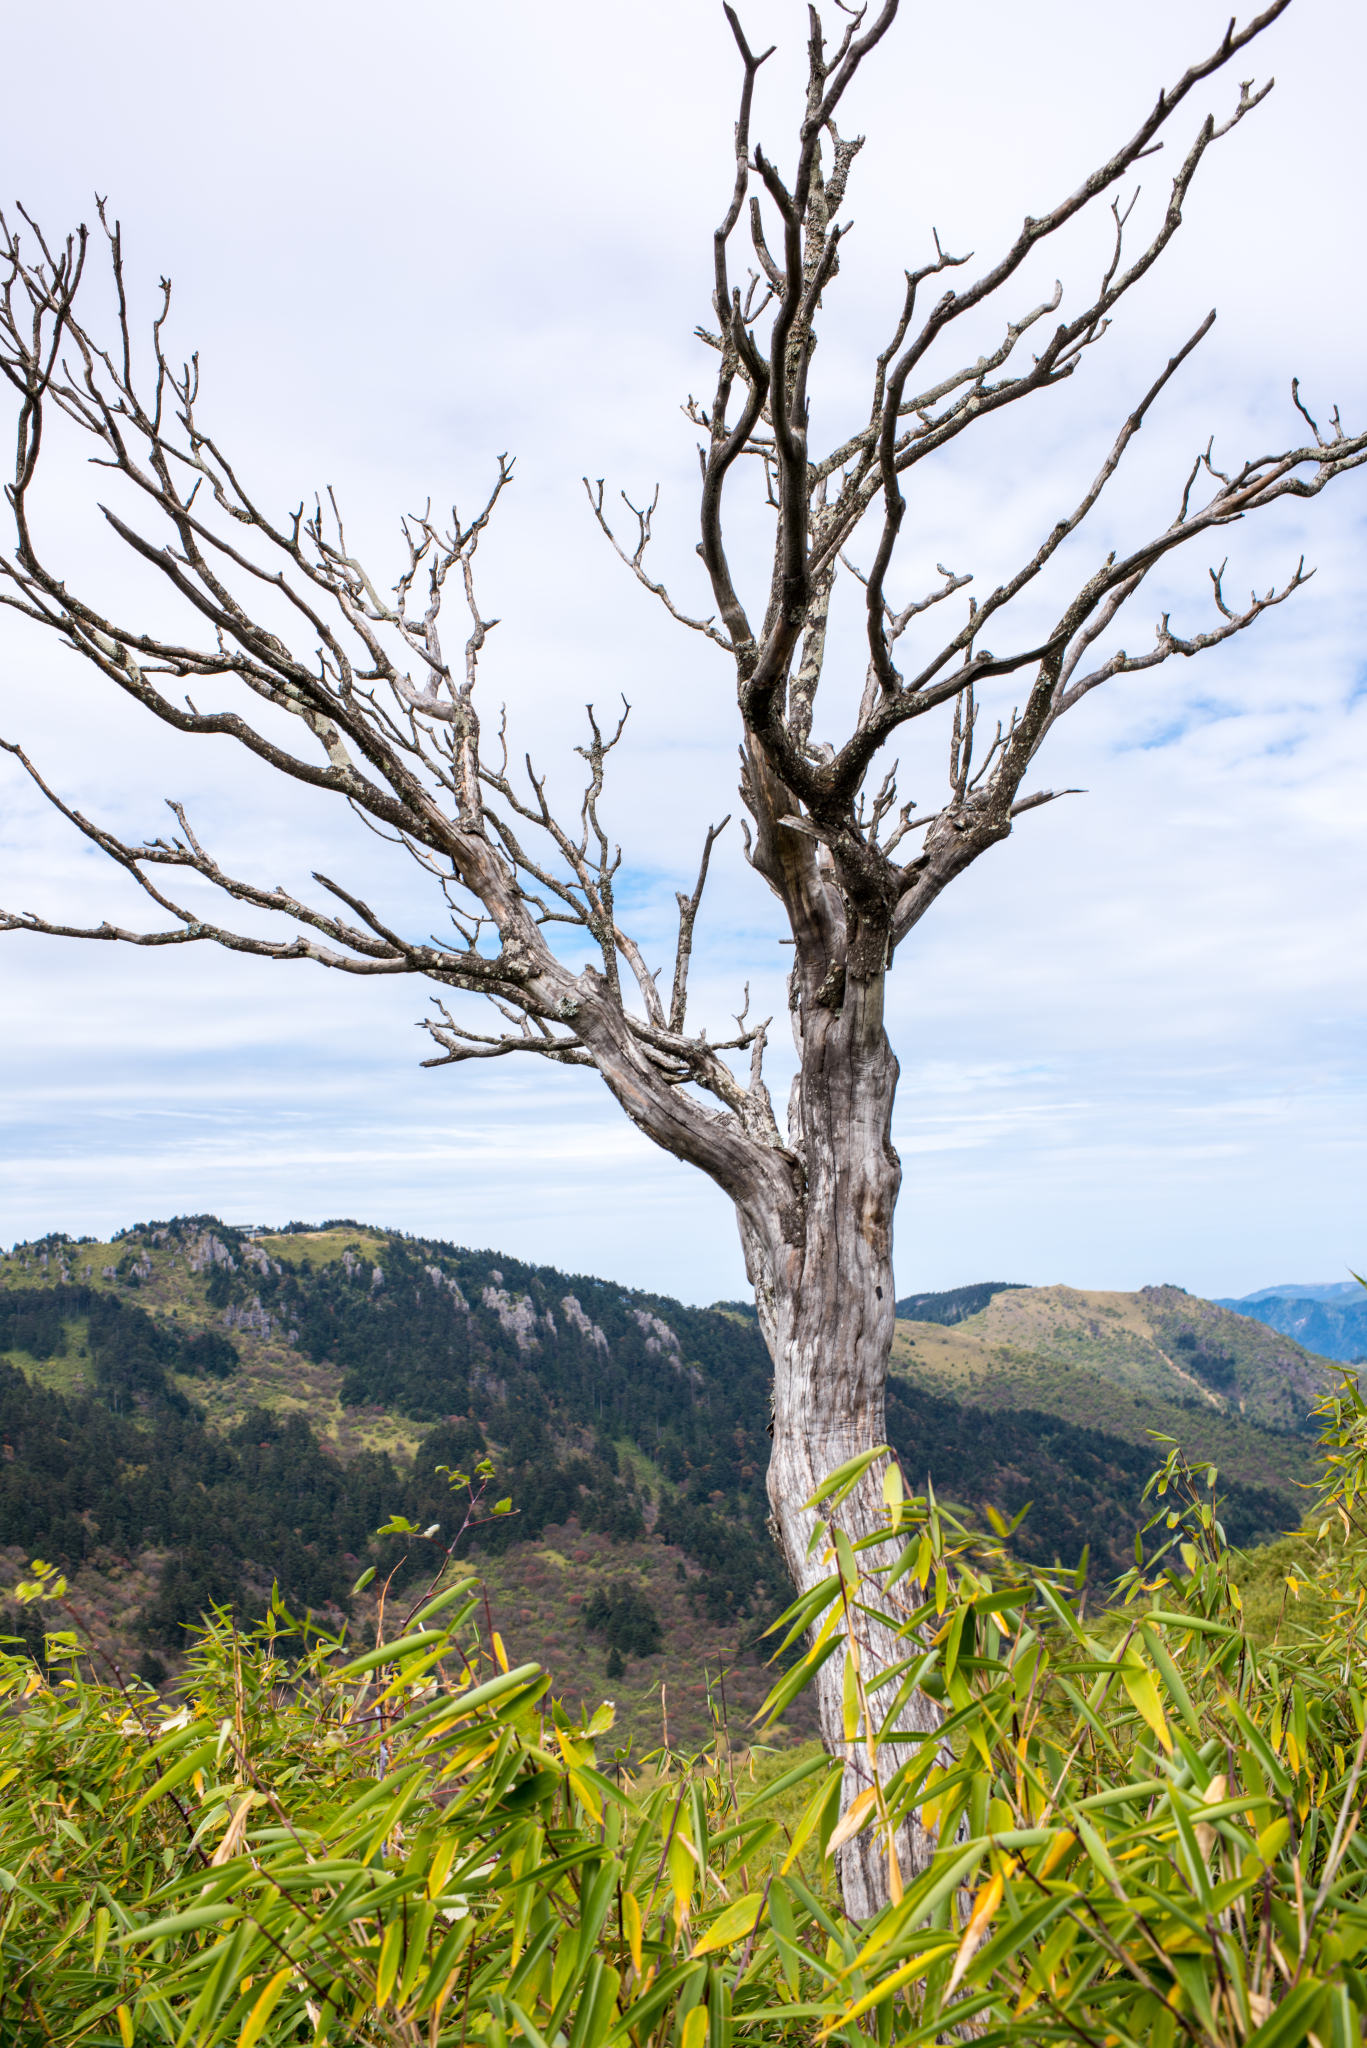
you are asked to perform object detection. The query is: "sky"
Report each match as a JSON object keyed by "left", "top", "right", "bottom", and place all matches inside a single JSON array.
[{"left": 1, "top": 0, "right": 1365, "bottom": 1305}]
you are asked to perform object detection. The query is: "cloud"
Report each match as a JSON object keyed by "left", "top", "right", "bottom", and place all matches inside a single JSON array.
[{"left": 1, "top": 0, "right": 1365, "bottom": 1303}]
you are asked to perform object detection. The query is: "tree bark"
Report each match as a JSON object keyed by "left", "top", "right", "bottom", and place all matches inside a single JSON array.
[{"left": 754, "top": 971, "right": 944, "bottom": 1918}]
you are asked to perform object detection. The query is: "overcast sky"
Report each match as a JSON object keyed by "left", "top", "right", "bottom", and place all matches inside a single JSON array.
[{"left": 1, "top": 0, "right": 1364, "bottom": 1305}]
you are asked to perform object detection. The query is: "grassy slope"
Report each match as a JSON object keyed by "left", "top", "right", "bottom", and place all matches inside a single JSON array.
[{"left": 891, "top": 1283, "right": 1329, "bottom": 1494}]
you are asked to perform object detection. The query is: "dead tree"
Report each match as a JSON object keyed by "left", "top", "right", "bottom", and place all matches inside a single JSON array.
[{"left": 1, "top": 0, "right": 1362, "bottom": 1913}]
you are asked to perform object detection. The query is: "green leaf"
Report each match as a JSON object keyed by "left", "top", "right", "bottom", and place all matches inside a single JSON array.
[
  {"left": 1139, "top": 1621, "right": 1202, "bottom": 1740},
  {"left": 331, "top": 1627, "right": 450, "bottom": 1679},
  {"left": 407, "top": 1662, "right": 542, "bottom": 1729},
  {"left": 117, "top": 1901, "right": 239, "bottom": 1945},
  {"left": 1245, "top": 1979, "right": 1326, "bottom": 2048},
  {"left": 755, "top": 1632, "right": 843, "bottom": 1727},
  {"left": 126, "top": 1738, "right": 219, "bottom": 1819},
  {"left": 376, "top": 1914, "right": 404, "bottom": 2006},
  {"left": 407, "top": 1575, "right": 478, "bottom": 1628},
  {"left": 741, "top": 1752, "right": 830, "bottom": 1811},
  {"left": 801, "top": 1445, "right": 889, "bottom": 1512}
]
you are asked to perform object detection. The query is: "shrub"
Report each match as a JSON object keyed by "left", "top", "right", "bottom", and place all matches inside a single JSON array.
[
  {"left": 583, "top": 1579, "right": 663, "bottom": 1660},
  {"left": 5, "top": 1378, "right": 1367, "bottom": 2044}
]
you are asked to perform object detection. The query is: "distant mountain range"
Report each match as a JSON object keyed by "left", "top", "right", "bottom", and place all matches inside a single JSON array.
[
  {"left": 1212, "top": 1283, "right": 1367, "bottom": 1362},
  {"left": 1232, "top": 1282, "right": 1363, "bottom": 1305},
  {"left": 0, "top": 1226, "right": 1345, "bottom": 1732}
]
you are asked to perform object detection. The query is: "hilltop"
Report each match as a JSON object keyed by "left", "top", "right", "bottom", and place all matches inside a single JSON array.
[
  {"left": 0, "top": 1221, "right": 1341, "bottom": 1737},
  {"left": 893, "top": 1280, "right": 1329, "bottom": 1435}
]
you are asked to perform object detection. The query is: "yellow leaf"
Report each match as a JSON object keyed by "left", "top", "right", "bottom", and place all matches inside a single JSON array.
[
  {"left": 492, "top": 1631, "right": 509, "bottom": 1673},
  {"left": 946, "top": 1871, "right": 1003, "bottom": 1997},
  {"left": 1037, "top": 1829, "right": 1076, "bottom": 1879},
  {"left": 681, "top": 2007, "right": 708, "bottom": 2048},
  {"left": 622, "top": 1889, "right": 643, "bottom": 1974},
  {"left": 826, "top": 1785, "right": 879, "bottom": 1857},
  {"left": 569, "top": 1768, "right": 602, "bottom": 1824},
  {"left": 669, "top": 1831, "right": 696, "bottom": 1919},
  {"left": 116, "top": 2008, "right": 134, "bottom": 2048},
  {"left": 842, "top": 1647, "right": 861, "bottom": 1744},
  {"left": 882, "top": 1462, "right": 904, "bottom": 1531},
  {"left": 427, "top": 1836, "right": 459, "bottom": 1901},
  {"left": 209, "top": 1794, "right": 256, "bottom": 1869},
  {"left": 240, "top": 1967, "right": 293, "bottom": 2048},
  {"left": 1256, "top": 1817, "right": 1291, "bottom": 1866},
  {"left": 691, "top": 1892, "right": 765, "bottom": 1957},
  {"left": 376, "top": 1918, "right": 404, "bottom": 2006},
  {"left": 819, "top": 1945, "right": 957, "bottom": 2034},
  {"left": 1119, "top": 1653, "right": 1172, "bottom": 1753}
]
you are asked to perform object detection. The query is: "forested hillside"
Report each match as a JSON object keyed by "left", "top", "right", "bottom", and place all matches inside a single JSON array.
[{"left": 0, "top": 1218, "right": 1333, "bottom": 1735}]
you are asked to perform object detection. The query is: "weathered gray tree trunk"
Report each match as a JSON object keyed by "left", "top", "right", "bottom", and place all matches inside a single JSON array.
[{"left": 756, "top": 973, "right": 943, "bottom": 1918}]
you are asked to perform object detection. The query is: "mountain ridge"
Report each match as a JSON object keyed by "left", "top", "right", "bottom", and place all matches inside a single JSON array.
[
  {"left": 0, "top": 1220, "right": 1341, "bottom": 1737},
  {"left": 1211, "top": 1288, "right": 1367, "bottom": 1363}
]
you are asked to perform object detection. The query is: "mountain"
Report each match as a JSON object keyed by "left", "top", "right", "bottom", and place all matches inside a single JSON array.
[
  {"left": 892, "top": 1282, "right": 1025, "bottom": 1325},
  {"left": 0, "top": 1218, "right": 802, "bottom": 1748},
  {"left": 1212, "top": 1287, "right": 1367, "bottom": 1363},
  {"left": 1227, "top": 1283, "right": 1362, "bottom": 1305},
  {"left": 896, "top": 1281, "right": 1332, "bottom": 1432},
  {"left": 0, "top": 1225, "right": 1339, "bottom": 1737}
]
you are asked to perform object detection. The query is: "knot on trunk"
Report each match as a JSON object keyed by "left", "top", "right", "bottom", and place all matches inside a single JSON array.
[{"left": 813, "top": 959, "right": 845, "bottom": 1011}]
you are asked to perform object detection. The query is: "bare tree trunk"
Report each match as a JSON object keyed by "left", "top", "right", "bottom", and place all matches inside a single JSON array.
[{"left": 755, "top": 974, "right": 943, "bottom": 1918}]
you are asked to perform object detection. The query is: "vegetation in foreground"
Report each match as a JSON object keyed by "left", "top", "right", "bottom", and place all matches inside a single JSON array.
[{"left": 5, "top": 1372, "right": 1367, "bottom": 2046}]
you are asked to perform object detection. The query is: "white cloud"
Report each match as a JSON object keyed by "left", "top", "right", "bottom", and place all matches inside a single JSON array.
[{"left": 1, "top": 0, "right": 1365, "bottom": 1303}]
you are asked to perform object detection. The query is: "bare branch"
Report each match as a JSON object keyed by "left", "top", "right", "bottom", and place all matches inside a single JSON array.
[
  {"left": 671, "top": 816, "right": 730, "bottom": 1033},
  {"left": 583, "top": 480, "right": 733, "bottom": 650}
]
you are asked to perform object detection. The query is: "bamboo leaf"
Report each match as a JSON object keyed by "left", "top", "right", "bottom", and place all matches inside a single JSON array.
[
  {"left": 820, "top": 1943, "right": 958, "bottom": 2030},
  {"left": 691, "top": 1892, "right": 765, "bottom": 1957},
  {"left": 126, "top": 1738, "right": 219, "bottom": 1819},
  {"left": 622, "top": 1889, "right": 642, "bottom": 1974},
  {"left": 239, "top": 1965, "right": 293, "bottom": 2048},
  {"left": 1118, "top": 1650, "right": 1172, "bottom": 1753},
  {"left": 802, "top": 1446, "right": 889, "bottom": 1511},
  {"left": 825, "top": 1787, "right": 879, "bottom": 1857},
  {"left": 945, "top": 1870, "right": 1003, "bottom": 1997},
  {"left": 331, "top": 1626, "right": 450, "bottom": 1678},
  {"left": 116, "top": 1901, "right": 238, "bottom": 1945}
]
